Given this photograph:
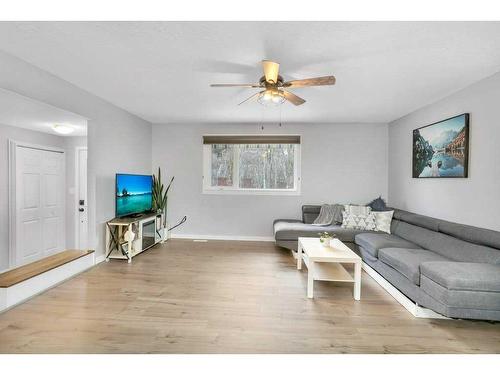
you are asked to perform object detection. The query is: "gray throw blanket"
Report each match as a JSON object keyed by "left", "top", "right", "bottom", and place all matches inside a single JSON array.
[{"left": 312, "top": 204, "right": 344, "bottom": 226}]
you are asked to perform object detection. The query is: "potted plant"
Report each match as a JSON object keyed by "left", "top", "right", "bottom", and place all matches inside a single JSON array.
[
  {"left": 152, "top": 167, "right": 174, "bottom": 243},
  {"left": 318, "top": 232, "right": 335, "bottom": 247}
]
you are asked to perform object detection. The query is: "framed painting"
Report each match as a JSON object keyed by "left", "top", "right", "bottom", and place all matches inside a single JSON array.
[{"left": 412, "top": 113, "right": 469, "bottom": 178}]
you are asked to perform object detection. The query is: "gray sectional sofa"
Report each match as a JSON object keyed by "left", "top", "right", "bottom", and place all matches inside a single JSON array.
[{"left": 273, "top": 205, "right": 500, "bottom": 321}]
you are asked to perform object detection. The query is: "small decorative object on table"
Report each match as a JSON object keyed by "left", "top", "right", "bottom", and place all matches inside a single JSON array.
[{"left": 318, "top": 232, "right": 336, "bottom": 247}]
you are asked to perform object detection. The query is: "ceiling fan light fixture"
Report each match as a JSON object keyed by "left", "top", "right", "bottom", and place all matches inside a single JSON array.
[
  {"left": 258, "top": 89, "right": 285, "bottom": 106},
  {"left": 262, "top": 90, "right": 273, "bottom": 101},
  {"left": 271, "top": 91, "right": 285, "bottom": 104}
]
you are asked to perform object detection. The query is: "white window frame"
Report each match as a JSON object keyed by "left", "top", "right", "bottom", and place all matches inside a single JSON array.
[{"left": 202, "top": 138, "right": 301, "bottom": 196}]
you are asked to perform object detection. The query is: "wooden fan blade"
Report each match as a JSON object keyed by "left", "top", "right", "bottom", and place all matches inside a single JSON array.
[
  {"left": 283, "top": 75, "right": 336, "bottom": 88},
  {"left": 283, "top": 90, "right": 306, "bottom": 106},
  {"left": 210, "top": 83, "right": 262, "bottom": 87},
  {"left": 238, "top": 91, "right": 263, "bottom": 105},
  {"left": 262, "top": 60, "right": 280, "bottom": 84}
]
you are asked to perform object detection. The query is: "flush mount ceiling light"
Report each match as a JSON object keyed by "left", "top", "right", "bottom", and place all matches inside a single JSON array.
[
  {"left": 52, "top": 124, "right": 74, "bottom": 135},
  {"left": 210, "top": 60, "right": 336, "bottom": 106}
]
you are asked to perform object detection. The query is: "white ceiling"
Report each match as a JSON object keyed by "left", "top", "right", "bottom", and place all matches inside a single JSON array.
[
  {"left": 1, "top": 22, "right": 500, "bottom": 124},
  {"left": 0, "top": 88, "right": 87, "bottom": 136}
]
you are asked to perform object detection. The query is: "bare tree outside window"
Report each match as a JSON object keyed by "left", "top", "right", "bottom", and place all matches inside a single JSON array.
[
  {"left": 211, "top": 144, "right": 233, "bottom": 186},
  {"left": 210, "top": 143, "right": 296, "bottom": 190},
  {"left": 238, "top": 144, "right": 295, "bottom": 189}
]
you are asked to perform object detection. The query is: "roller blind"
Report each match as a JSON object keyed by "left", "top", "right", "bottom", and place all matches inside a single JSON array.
[{"left": 203, "top": 135, "right": 301, "bottom": 145}]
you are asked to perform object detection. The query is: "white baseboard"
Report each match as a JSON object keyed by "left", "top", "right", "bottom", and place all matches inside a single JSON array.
[
  {"left": 0, "top": 252, "right": 95, "bottom": 313},
  {"left": 362, "top": 262, "right": 449, "bottom": 319},
  {"left": 95, "top": 255, "right": 106, "bottom": 264},
  {"left": 171, "top": 234, "right": 275, "bottom": 242}
]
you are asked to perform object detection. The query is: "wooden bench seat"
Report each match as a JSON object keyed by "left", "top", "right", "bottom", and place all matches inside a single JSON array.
[{"left": 0, "top": 250, "right": 94, "bottom": 288}]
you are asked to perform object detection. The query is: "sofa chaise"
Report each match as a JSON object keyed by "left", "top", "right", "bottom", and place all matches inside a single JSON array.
[
  {"left": 273, "top": 205, "right": 370, "bottom": 252},
  {"left": 273, "top": 205, "right": 500, "bottom": 321}
]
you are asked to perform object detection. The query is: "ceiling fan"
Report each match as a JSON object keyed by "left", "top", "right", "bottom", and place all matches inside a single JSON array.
[{"left": 210, "top": 60, "right": 336, "bottom": 106}]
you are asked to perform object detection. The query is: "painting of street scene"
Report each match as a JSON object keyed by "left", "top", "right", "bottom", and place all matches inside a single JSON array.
[{"left": 412, "top": 114, "right": 469, "bottom": 178}]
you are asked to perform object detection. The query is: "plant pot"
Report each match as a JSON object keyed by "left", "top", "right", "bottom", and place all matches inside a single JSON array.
[
  {"left": 160, "top": 221, "right": 169, "bottom": 243},
  {"left": 320, "top": 238, "right": 331, "bottom": 247}
]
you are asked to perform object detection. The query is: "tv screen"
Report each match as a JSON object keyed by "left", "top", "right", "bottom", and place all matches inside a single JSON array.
[{"left": 115, "top": 173, "right": 153, "bottom": 217}]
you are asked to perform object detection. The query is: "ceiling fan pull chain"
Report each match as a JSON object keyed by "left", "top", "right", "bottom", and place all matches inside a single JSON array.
[
  {"left": 279, "top": 104, "right": 283, "bottom": 127},
  {"left": 260, "top": 104, "right": 265, "bottom": 130}
]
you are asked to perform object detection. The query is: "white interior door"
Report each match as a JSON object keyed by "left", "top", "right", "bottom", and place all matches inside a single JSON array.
[
  {"left": 14, "top": 145, "right": 65, "bottom": 267},
  {"left": 77, "top": 148, "right": 88, "bottom": 249}
]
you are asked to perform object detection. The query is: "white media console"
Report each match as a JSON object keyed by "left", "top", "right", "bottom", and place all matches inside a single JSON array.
[{"left": 105, "top": 212, "right": 164, "bottom": 263}]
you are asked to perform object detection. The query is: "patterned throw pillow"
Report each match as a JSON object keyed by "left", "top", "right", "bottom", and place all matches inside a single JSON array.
[
  {"left": 341, "top": 210, "right": 377, "bottom": 231},
  {"left": 373, "top": 210, "right": 394, "bottom": 234},
  {"left": 344, "top": 204, "right": 372, "bottom": 216}
]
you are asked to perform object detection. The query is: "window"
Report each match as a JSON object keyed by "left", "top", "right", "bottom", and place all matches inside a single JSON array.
[{"left": 203, "top": 135, "right": 301, "bottom": 195}]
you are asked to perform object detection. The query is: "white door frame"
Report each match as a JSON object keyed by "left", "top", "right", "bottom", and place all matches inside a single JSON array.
[
  {"left": 75, "top": 146, "right": 88, "bottom": 249},
  {"left": 8, "top": 139, "right": 66, "bottom": 269}
]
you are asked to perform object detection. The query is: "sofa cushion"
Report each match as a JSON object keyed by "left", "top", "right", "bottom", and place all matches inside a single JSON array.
[
  {"left": 273, "top": 220, "right": 368, "bottom": 242},
  {"left": 302, "top": 205, "right": 321, "bottom": 224},
  {"left": 392, "top": 209, "right": 440, "bottom": 231},
  {"left": 354, "top": 232, "right": 422, "bottom": 258},
  {"left": 373, "top": 210, "right": 394, "bottom": 234},
  {"left": 367, "top": 196, "right": 388, "bottom": 211},
  {"left": 420, "top": 262, "right": 500, "bottom": 292},
  {"left": 420, "top": 275, "right": 500, "bottom": 313},
  {"left": 273, "top": 218, "right": 302, "bottom": 230},
  {"left": 438, "top": 221, "right": 500, "bottom": 251},
  {"left": 393, "top": 221, "right": 500, "bottom": 265},
  {"left": 378, "top": 248, "right": 449, "bottom": 285},
  {"left": 341, "top": 211, "right": 376, "bottom": 231}
]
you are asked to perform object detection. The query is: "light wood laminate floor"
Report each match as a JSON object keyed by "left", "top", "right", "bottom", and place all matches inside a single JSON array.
[{"left": 0, "top": 239, "right": 499, "bottom": 353}]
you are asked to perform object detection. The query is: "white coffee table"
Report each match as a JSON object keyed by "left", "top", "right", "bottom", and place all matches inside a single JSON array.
[{"left": 297, "top": 237, "right": 362, "bottom": 300}]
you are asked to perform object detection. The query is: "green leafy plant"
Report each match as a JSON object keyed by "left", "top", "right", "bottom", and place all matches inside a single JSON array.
[{"left": 152, "top": 167, "right": 174, "bottom": 227}]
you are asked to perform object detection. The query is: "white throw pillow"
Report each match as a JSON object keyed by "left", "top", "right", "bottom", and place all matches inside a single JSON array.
[
  {"left": 344, "top": 204, "right": 372, "bottom": 216},
  {"left": 373, "top": 210, "right": 394, "bottom": 234},
  {"left": 341, "top": 211, "right": 376, "bottom": 231}
]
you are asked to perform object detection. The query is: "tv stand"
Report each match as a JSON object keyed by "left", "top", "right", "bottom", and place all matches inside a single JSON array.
[
  {"left": 128, "top": 213, "right": 142, "bottom": 219},
  {"left": 105, "top": 212, "right": 163, "bottom": 263}
]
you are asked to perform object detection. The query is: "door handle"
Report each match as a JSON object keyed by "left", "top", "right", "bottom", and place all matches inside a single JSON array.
[{"left": 79, "top": 208, "right": 84, "bottom": 212}]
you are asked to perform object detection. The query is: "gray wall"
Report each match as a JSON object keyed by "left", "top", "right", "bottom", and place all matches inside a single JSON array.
[
  {"left": 388, "top": 72, "right": 500, "bottom": 231},
  {"left": 152, "top": 122, "right": 388, "bottom": 238},
  {"left": 0, "top": 50, "right": 152, "bottom": 259}
]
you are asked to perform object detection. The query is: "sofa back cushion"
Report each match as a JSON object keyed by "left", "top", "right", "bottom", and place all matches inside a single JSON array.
[
  {"left": 438, "top": 221, "right": 500, "bottom": 250},
  {"left": 391, "top": 213, "right": 500, "bottom": 264},
  {"left": 393, "top": 209, "right": 440, "bottom": 231},
  {"left": 302, "top": 205, "right": 321, "bottom": 224},
  {"left": 303, "top": 204, "right": 344, "bottom": 224},
  {"left": 393, "top": 209, "right": 500, "bottom": 250}
]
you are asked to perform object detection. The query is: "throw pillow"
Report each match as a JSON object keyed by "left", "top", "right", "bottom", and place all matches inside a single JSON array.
[
  {"left": 367, "top": 196, "right": 388, "bottom": 211},
  {"left": 341, "top": 211, "right": 376, "bottom": 231},
  {"left": 344, "top": 204, "right": 372, "bottom": 216},
  {"left": 373, "top": 210, "right": 394, "bottom": 234}
]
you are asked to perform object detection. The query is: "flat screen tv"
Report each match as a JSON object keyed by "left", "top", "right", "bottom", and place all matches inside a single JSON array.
[{"left": 115, "top": 173, "right": 153, "bottom": 217}]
